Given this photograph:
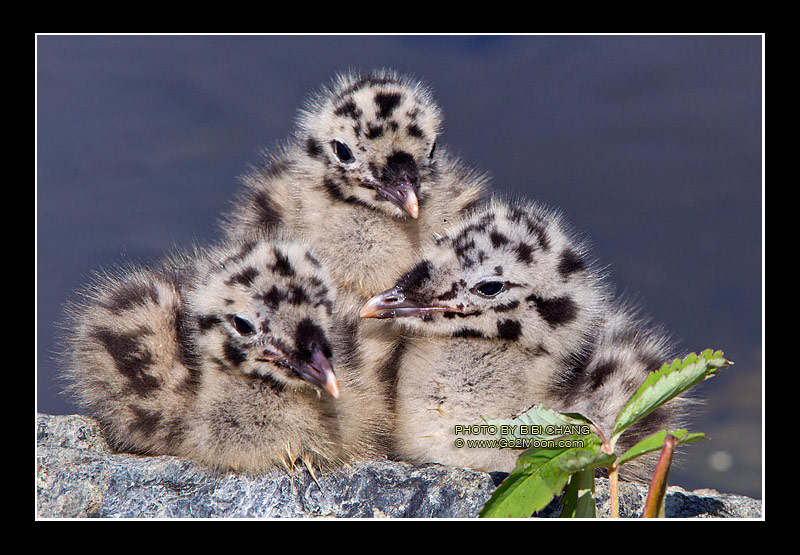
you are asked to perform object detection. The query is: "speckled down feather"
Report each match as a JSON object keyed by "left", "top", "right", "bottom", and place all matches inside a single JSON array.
[
  {"left": 361, "top": 197, "right": 690, "bottom": 481},
  {"left": 60, "top": 235, "right": 391, "bottom": 474}
]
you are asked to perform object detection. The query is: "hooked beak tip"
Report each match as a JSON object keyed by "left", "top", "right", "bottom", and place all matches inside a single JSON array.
[
  {"left": 377, "top": 181, "right": 419, "bottom": 219},
  {"left": 359, "top": 304, "right": 376, "bottom": 319},
  {"left": 325, "top": 375, "right": 340, "bottom": 399},
  {"left": 359, "top": 286, "right": 403, "bottom": 319},
  {"left": 309, "top": 347, "right": 340, "bottom": 398},
  {"left": 360, "top": 286, "right": 460, "bottom": 319},
  {"left": 405, "top": 188, "right": 419, "bottom": 219}
]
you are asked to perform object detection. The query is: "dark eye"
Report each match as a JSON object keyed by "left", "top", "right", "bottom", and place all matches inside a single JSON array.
[
  {"left": 232, "top": 316, "right": 256, "bottom": 336},
  {"left": 473, "top": 281, "right": 505, "bottom": 298},
  {"left": 332, "top": 140, "right": 354, "bottom": 163},
  {"left": 429, "top": 142, "right": 436, "bottom": 159}
]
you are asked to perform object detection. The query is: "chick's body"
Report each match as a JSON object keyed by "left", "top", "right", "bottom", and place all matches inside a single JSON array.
[
  {"left": 361, "top": 198, "right": 687, "bottom": 479},
  {"left": 221, "top": 70, "right": 488, "bottom": 421},
  {"left": 222, "top": 69, "right": 487, "bottom": 318},
  {"left": 62, "top": 237, "right": 390, "bottom": 473}
]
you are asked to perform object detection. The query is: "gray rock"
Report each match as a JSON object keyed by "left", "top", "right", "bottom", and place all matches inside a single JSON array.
[{"left": 36, "top": 413, "right": 761, "bottom": 519}]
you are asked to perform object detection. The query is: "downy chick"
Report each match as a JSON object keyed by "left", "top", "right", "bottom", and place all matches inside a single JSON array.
[
  {"left": 222, "top": 69, "right": 488, "bottom": 317},
  {"left": 221, "top": 69, "right": 488, "bottom": 410},
  {"left": 61, "top": 236, "right": 390, "bottom": 474},
  {"left": 360, "top": 197, "right": 686, "bottom": 480}
]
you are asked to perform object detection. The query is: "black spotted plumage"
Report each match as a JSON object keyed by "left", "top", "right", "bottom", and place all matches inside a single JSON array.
[
  {"left": 220, "top": 69, "right": 487, "bottom": 325},
  {"left": 361, "top": 197, "right": 689, "bottom": 481},
  {"left": 374, "top": 91, "right": 402, "bottom": 119},
  {"left": 527, "top": 294, "right": 578, "bottom": 327},
  {"left": 60, "top": 237, "right": 391, "bottom": 474}
]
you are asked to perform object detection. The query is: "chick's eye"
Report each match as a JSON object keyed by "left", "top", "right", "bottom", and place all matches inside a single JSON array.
[
  {"left": 232, "top": 316, "right": 256, "bottom": 336},
  {"left": 332, "top": 140, "right": 354, "bottom": 163},
  {"left": 473, "top": 281, "right": 505, "bottom": 298}
]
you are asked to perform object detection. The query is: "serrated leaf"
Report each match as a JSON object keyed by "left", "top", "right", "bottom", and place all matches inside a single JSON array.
[
  {"left": 480, "top": 439, "right": 613, "bottom": 518},
  {"left": 616, "top": 429, "right": 706, "bottom": 466},
  {"left": 482, "top": 404, "right": 597, "bottom": 442},
  {"left": 480, "top": 464, "right": 569, "bottom": 518},
  {"left": 612, "top": 349, "right": 729, "bottom": 444}
]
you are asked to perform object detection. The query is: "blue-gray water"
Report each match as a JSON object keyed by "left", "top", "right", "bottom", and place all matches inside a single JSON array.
[{"left": 36, "top": 35, "right": 762, "bottom": 500}]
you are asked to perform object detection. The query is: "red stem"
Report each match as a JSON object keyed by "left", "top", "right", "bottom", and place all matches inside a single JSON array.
[{"left": 641, "top": 434, "right": 679, "bottom": 518}]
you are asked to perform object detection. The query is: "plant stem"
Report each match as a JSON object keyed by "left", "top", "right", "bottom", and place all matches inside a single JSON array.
[
  {"left": 641, "top": 433, "right": 679, "bottom": 518},
  {"left": 609, "top": 464, "right": 619, "bottom": 518},
  {"left": 600, "top": 436, "right": 619, "bottom": 519}
]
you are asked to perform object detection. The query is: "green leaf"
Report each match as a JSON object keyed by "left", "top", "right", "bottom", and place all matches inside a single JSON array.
[
  {"left": 612, "top": 349, "right": 729, "bottom": 444},
  {"left": 513, "top": 433, "right": 611, "bottom": 473},
  {"left": 480, "top": 437, "right": 614, "bottom": 518},
  {"left": 480, "top": 464, "right": 569, "bottom": 518},
  {"left": 479, "top": 454, "right": 568, "bottom": 517},
  {"left": 483, "top": 404, "right": 597, "bottom": 442},
  {"left": 617, "top": 429, "right": 706, "bottom": 466},
  {"left": 560, "top": 468, "right": 597, "bottom": 518}
]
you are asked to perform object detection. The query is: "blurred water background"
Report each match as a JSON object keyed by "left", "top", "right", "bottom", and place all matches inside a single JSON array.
[{"left": 36, "top": 34, "right": 762, "bottom": 499}]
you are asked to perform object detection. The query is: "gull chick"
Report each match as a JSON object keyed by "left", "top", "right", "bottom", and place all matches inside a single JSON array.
[
  {"left": 222, "top": 69, "right": 488, "bottom": 317},
  {"left": 361, "top": 197, "right": 687, "bottom": 480},
  {"left": 61, "top": 236, "right": 390, "bottom": 473}
]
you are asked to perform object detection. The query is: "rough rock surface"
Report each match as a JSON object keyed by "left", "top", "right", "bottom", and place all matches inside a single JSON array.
[{"left": 36, "top": 413, "right": 762, "bottom": 518}]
